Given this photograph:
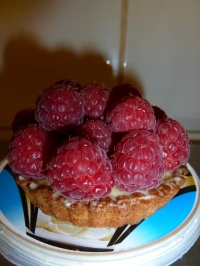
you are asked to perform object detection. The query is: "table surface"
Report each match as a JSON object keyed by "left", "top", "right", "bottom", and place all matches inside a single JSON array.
[{"left": 0, "top": 141, "right": 200, "bottom": 266}]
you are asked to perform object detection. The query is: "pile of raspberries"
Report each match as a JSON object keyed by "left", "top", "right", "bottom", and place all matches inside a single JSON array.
[{"left": 8, "top": 80, "right": 190, "bottom": 200}]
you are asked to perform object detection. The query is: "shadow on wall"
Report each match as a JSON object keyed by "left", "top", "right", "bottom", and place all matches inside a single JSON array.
[{"left": 0, "top": 33, "right": 143, "bottom": 131}]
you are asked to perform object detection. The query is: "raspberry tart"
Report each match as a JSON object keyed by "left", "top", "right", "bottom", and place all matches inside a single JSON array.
[{"left": 7, "top": 79, "right": 190, "bottom": 228}]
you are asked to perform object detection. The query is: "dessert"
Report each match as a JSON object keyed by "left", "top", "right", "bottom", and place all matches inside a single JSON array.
[{"left": 7, "top": 80, "right": 190, "bottom": 228}]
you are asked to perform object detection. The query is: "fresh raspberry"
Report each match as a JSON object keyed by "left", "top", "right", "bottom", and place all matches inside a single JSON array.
[
  {"left": 156, "top": 118, "right": 190, "bottom": 171},
  {"left": 11, "top": 108, "right": 37, "bottom": 132},
  {"left": 112, "top": 83, "right": 142, "bottom": 100},
  {"left": 8, "top": 124, "right": 57, "bottom": 179},
  {"left": 152, "top": 105, "right": 167, "bottom": 120},
  {"left": 106, "top": 96, "right": 156, "bottom": 133},
  {"left": 54, "top": 79, "right": 81, "bottom": 91},
  {"left": 111, "top": 130, "right": 164, "bottom": 193},
  {"left": 35, "top": 84, "right": 84, "bottom": 134},
  {"left": 47, "top": 137, "right": 115, "bottom": 200},
  {"left": 76, "top": 119, "right": 117, "bottom": 154},
  {"left": 80, "top": 83, "right": 116, "bottom": 119}
]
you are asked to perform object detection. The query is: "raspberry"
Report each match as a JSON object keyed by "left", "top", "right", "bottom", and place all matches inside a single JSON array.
[
  {"left": 80, "top": 83, "right": 116, "bottom": 119},
  {"left": 54, "top": 79, "right": 81, "bottom": 91},
  {"left": 47, "top": 137, "right": 115, "bottom": 200},
  {"left": 76, "top": 119, "right": 117, "bottom": 154},
  {"left": 112, "top": 83, "right": 142, "bottom": 100},
  {"left": 35, "top": 84, "right": 84, "bottom": 134},
  {"left": 152, "top": 105, "right": 167, "bottom": 120},
  {"left": 106, "top": 96, "right": 156, "bottom": 133},
  {"left": 11, "top": 108, "right": 37, "bottom": 132},
  {"left": 156, "top": 118, "right": 190, "bottom": 171},
  {"left": 8, "top": 124, "right": 57, "bottom": 179},
  {"left": 111, "top": 130, "right": 164, "bottom": 193}
]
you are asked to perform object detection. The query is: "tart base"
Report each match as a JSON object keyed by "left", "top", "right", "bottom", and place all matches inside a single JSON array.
[{"left": 15, "top": 165, "right": 188, "bottom": 228}]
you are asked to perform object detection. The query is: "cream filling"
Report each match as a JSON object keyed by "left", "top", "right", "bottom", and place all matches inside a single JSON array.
[{"left": 108, "top": 187, "right": 132, "bottom": 201}]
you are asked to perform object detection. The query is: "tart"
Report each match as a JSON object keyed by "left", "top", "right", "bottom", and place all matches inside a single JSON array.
[{"left": 7, "top": 80, "right": 190, "bottom": 229}]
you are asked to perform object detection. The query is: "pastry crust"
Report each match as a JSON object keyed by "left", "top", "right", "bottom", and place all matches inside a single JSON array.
[{"left": 15, "top": 165, "right": 188, "bottom": 228}]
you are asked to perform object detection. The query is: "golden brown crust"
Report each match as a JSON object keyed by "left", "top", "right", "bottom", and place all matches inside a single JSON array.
[{"left": 15, "top": 165, "right": 188, "bottom": 228}]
